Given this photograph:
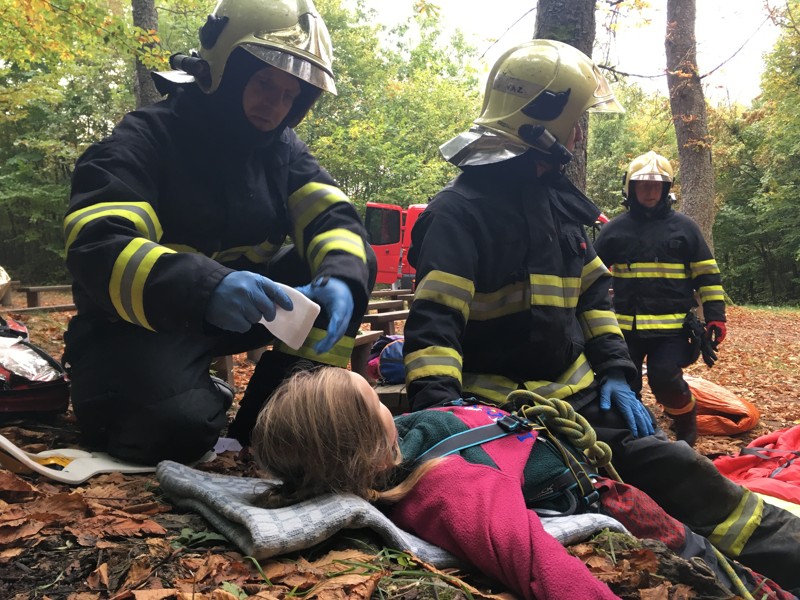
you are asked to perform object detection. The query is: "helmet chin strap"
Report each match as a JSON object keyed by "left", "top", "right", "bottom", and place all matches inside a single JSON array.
[{"left": 518, "top": 124, "right": 573, "bottom": 165}]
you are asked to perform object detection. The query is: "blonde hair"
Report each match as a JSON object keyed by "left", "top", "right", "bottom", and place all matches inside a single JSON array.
[{"left": 252, "top": 367, "right": 437, "bottom": 508}]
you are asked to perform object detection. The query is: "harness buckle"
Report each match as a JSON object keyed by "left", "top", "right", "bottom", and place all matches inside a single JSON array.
[{"left": 497, "top": 413, "right": 533, "bottom": 433}]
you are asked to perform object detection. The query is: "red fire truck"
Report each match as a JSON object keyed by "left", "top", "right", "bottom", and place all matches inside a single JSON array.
[{"left": 364, "top": 202, "right": 426, "bottom": 289}]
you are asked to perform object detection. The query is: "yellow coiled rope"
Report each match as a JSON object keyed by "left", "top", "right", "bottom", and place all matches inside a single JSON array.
[{"left": 505, "top": 389, "right": 622, "bottom": 482}]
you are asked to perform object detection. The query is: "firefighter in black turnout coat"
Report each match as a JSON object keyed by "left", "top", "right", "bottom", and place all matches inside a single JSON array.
[
  {"left": 402, "top": 40, "right": 800, "bottom": 592},
  {"left": 594, "top": 151, "right": 727, "bottom": 447},
  {"left": 62, "top": 0, "right": 375, "bottom": 465}
]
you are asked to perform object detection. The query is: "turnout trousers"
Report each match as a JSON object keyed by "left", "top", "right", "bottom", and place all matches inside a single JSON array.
[
  {"left": 64, "top": 246, "right": 374, "bottom": 465},
  {"left": 578, "top": 399, "right": 800, "bottom": 594},
  {"left": 624, "top": 332, "right": 695, "bottom": 414}
]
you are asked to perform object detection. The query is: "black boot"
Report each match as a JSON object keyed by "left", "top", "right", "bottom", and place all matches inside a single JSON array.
[
  {"left": 671, "top": 405, "right": 698, "bottom": 448},
  {"left": 227, "top": 351, "right": 316, "bottom": 446}
]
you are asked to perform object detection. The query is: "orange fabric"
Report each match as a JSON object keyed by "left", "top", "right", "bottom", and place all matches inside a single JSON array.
[{"left": 684, "top": 375, "right": 760, "bottom": 435}]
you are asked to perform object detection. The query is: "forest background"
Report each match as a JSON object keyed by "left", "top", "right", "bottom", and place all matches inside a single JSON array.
[{"left": 1, "top": 0, "right": 799, "bottom": 306}]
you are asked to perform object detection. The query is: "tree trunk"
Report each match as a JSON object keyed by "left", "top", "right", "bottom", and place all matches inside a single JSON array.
[
  {"left": 132, "top": 0, "right": 162, "bottom": 108},
  {"left": 665, "top": 0, "right": 716, "bottom": 248},
  {"left": 534, "top": 0, "right": 596, "bottom": 190}
]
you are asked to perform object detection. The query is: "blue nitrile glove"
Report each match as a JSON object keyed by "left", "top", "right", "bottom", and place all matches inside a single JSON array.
[
  {"left": 206, "top": 271, "right": 293, "bottom": 333},
  {"left": 599, "top": 371, "right": 655, "bottom": 438},
  {"left": 296, "top": 276, "right": 353, "bottom": 354}
]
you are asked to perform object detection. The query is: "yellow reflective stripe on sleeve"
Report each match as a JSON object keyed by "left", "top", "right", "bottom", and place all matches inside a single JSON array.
[
  {"left": 277, "top": 327, "right": 354, "bottom": 368},
  {"left": 211, "top": 238, "right": 284, "bottom": 264},
  {"left": 470, "top": 282, "right": 528, "bottom": 321},
  {"left": 462, "top": 373, "right": 519, "bottom": 405},
  {"left": 634, "top": 313, "right": 686, "bottom": 330},
  {"left": 698, "top": 285, "right": 725, "bottom": 303},
  {"left": 109, "top": 238, "right": 175, "bottom": 331},
  {"left": 616, "top": 313, "right": 634, "bottom": 331},
  {"left": 288, "top": 183, "right": 350, "bottom": 255},
  {"left": 579, "top": 309, "right": 623, "bottom": 340},
  {"left": 415, "top": 271, "right": 475, "bottom": 322},
  {"left": 64, "top": 202, "right": 162, "bottom": 250},
  {"left": 307, "top": 228, "right": 367, "bottom": 273},
  {"left": 708, "top": 491, "right": 764, "bottom": 557},
  {"left": 663, "top": 395, "right": 696, "bottom": 416},
  {"left": 523, "top": 353, "right": 594, "bottom": 400},
  {"left": 612, "top": 262, "right": 689, "bottom": 279},
  {"left": 404, "top": 346, "right": 463, "bottom": 382},
  {"left": 690, "top": 259, "right": 721, "bottom": 277},
  {"left": 580, "top": 256, "right": 609, "bottom": 293},
  {"left": 530, "top": 274, "right": 581, "bottom": 308}
]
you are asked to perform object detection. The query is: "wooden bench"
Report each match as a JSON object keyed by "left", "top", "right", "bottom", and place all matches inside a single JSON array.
[
  {"left": 0, "top": 280, "right": 20, "bottom": 307},
  {"left": 349, "top": 330, "right": 383, "bottom": 379},
  {"left": 370, "top": 288, "right": 412, "bottom": 299},
  {"left": 367, "top": 299, "right": 405, "bottom": 312},
  {"left": 17, "top": 284, "right": 73, "bottom": 308},
  {"left": 361, "top": 309, "right": 409, "bottom": 335},
  {"left": 375, "top": 383, "right": 410, "bottom": 415}
]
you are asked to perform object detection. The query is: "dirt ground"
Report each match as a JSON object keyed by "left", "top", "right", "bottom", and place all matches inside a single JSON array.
[{"left": 1, "top": 289, "right": 799, "bottom": 599}]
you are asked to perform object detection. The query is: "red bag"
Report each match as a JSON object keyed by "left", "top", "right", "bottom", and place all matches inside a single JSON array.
[{"left": 0, "top": 315, "right": 70, "bottom": 414}]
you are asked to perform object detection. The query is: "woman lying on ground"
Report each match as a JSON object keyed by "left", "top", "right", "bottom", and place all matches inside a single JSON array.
[{"left": 251, "top": 367, "right": 796, "bottom": 600}]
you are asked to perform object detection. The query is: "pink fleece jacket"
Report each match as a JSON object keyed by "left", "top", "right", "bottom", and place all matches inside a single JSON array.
[{"left": 388, "top": 406, "right": 619, "bottom": 600}]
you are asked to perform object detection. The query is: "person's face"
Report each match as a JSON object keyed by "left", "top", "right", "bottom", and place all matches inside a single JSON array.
[
  {"left": 242, "top": 65, "right": 301, "bottom": 132},
  {"left": 349, "top": 371, "right": 398, "bottom": 462},
  {"left": 632, "top": 180, "right": 664, "bottom": 209}
]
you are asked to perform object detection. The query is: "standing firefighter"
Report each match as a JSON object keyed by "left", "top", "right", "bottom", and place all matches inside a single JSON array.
[
  {"left": 594, "top": 151, "right": 727, "bottom": 447},
  {"left": 402, "top": 40, "right": 800, "bottom": 591},
  {"left": 62, "top": 0, "right": 375, "bottom": 465}
]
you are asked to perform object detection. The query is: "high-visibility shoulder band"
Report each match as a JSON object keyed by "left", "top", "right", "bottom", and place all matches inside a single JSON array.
[
  {"left": 307, "top": 228, "right": 366, "bottom": 274},
  {"left": 530, "top": 274, "right": 581, "bottom": 308},
  {"left": 277, "top": 327, "right": 354, "bottom": 368},
  {"left": 462, "top": 373, "right": 519, "bottom": 405},
  {"left": 288, "top": 183, "right": 350, "bottom": 255},
  {"left": 698, "top": 285, "right": 725, "bottom": 303},
  {"left": 415, "top": 271, "right": 474, "bottom": 322},
  {"left": 616, "top": 313, "right": 634, "bottom": 331},
  {"left": 470, "top": 282, "right": 528, "bottom": 321},
  {"left": 690, "top": 259, "right": 721, "bottom": 277},
  {"left": 405, "top": 346, "right": 463, "bottom": 383},
  {"left": 612, "top": 262, "right": 689, "bottom": 279},
  {"left": 523, "top": 353, "right": 594, "bottom": 400},
  {"left": 580, "top": 256, "right": 610, "bottom": 293},
  {"left": 579, "top": 309, "right": 623, "bottom": 340},
  {"left": 64, "top": 202, "right": 162, "bottom": 250},
  {"left": 708, "top": 490, "right": 764, "bottom": 557},
  {"left": 663, "top": 395, "right": 696, "bottom": 416},
  {"left": 109, "top": 238, "right": 175, "bottom": 331},
  {"left": 633, "top": 313, "right": 686, "bottom": 330}
]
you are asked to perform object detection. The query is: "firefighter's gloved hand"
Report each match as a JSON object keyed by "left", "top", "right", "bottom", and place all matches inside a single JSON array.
[
  {"left": 206, "top": 271, "right": 293, "bottom": 333},
  {"left": 599, "top": 371, "right": 655, "bottom": 438},
  {"left": 296, "top": 276, "right": 353, "bottom": 354},
  {"left": 706, "top": 321, "right": 727, "bottom": 344}
]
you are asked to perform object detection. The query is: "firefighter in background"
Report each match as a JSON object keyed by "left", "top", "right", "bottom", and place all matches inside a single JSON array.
[
  {"left": 62, "top": 0, "right": 375, "bottom": 465},
  {"left": 593, "top": 152, "right": 727, "bottom": 447},
  {"left": 401, "top": 40, "right": 799, "bottom": 590}
]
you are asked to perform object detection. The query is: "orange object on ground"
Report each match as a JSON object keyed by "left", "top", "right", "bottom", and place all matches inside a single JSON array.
[{"left": 684, "top": 375, "right": 760, "bottom": 435}]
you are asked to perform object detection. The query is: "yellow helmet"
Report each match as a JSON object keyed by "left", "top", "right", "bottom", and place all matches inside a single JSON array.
[
  {"left": 474, "top": 39, "right": 623, "bottom": 159},
  {"left": 623, "top": 151, "right": 674, "bottom": 200},
  {"left": 197, "top": 0, "right": 336, "bottom": 96}
]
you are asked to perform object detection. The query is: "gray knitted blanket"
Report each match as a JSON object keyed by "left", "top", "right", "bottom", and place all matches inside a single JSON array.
[{"left": 156, "top": 460, "right": 627, "bottom": 567}]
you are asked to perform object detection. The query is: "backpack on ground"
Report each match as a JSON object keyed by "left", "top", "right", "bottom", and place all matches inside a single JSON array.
[
  {"left": 0, "top": 315, "right": 70, "bottom": 414},
  {"left": 366, "top": 334, "right": 405, "bottom": 384}
]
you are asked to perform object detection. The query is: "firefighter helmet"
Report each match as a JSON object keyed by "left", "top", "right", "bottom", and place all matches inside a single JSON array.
[
  {"left": 622, "top": 151, "right": 674, "bottom": 200},
  {"left": 197, "top": 0, "right": 336, "bottom": 98},
  {"left": 474, "top": 39, "right": 623, "bottom": 158}
]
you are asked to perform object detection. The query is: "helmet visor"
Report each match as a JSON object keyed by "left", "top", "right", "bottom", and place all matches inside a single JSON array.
[
  {"left": 242, "top": 44, "right": 336, "bottom": 94},
  {"left": 586, "top": 65, "right": 624, "bottom": 113}
]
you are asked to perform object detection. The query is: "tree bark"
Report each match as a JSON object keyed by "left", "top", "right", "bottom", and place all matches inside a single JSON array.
[
  {"left": 665, "top": 0, "right": 716, "bottom": 247},
  {"left": 534, "top": 0, "right": 596, "bottom": 190},
  {"left": 132, "top": 0, "right": 162, "bottom": 108}
]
